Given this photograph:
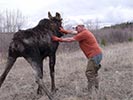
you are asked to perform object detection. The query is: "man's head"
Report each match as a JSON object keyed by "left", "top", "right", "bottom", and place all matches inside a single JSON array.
[{"left": 75, "top": 24, "right": 85, "bottom": 33}]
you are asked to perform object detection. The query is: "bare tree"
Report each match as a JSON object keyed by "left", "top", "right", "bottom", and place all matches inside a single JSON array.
[
  {"left": 0, "top": 12, "right": 5, "bottom": 32},
  {"left": 81, "top": 19, "right": 101, "bottom": 30},
  {"left": 0, "top": 14, "right": 2, "bottom": 32},
  {"left": 0, "top": 9, "right": 26, "bottom": 33},
  {"left": 94, "top": 18, "right": 100, "bottom": 30},
  {"left": 81, "top": 19, "right": 94, "bottom": 30}
]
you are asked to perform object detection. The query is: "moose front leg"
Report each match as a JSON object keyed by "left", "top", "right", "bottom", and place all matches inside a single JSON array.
[
  {"left": 49, "top": 55, "right": 57, "bottom": 93},
  {"left": 26, "top": 57, "right": 53, "bottom": 100}
]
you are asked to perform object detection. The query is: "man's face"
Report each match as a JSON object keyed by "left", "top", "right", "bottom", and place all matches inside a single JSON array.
[{"left": 76, "top": 26, "right": 83, "bottom": 33}]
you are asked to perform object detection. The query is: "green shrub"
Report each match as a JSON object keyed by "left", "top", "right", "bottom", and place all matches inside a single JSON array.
[
  {"left": 128, "top": 37, "right": 133, "bottom": 42},
  {"left": 101, "top": 39, "right": 106, "bottom": 46}
]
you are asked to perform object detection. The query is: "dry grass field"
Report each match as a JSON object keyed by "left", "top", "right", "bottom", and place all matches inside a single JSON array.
[{"left": 0, "top": 42, "right": 133, "bottom": 100}]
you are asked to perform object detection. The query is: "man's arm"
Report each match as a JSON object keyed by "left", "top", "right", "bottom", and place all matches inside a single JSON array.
[
  {"left": 52, "top": 36, "right": 76, "bottom": 42},
  {"left": 61, "top": 37, "right": 76, "bottom": 42}
]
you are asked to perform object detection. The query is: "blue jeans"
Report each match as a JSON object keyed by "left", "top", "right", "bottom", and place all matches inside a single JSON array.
[{"left": 92, "top": 53, "right": 103, "bottom": 65}]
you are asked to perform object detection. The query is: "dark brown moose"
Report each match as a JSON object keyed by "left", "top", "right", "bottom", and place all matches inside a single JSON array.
[{"left": 0, "top": 12, "right": 63, "bottom": 100}]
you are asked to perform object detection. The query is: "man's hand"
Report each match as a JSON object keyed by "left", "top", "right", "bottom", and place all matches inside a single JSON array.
[
  {"left": 59, "top": 27, "right": 70, "bottom": 34},
  {"left": 52, "top": 36, "right": 63, "bottom": 42}
]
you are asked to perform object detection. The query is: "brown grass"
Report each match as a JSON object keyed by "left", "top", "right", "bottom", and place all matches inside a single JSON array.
[{"left": 0, "top": 42, "right": 133, "bottom": 100}]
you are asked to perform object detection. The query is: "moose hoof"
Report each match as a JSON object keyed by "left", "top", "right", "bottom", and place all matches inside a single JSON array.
[
  {"left": 51, "top": 88, "right": 58, "bottom": 94},
  {"left": 37, "top": 87, "right": 44, "bottom": 95}
]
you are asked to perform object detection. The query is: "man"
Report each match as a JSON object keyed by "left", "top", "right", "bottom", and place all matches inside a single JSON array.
[{"left": 52, "top": 24, "right": 102, "bottom": 93}]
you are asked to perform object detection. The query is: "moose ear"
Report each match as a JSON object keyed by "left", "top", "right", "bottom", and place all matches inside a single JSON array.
[
  {"left": 55, "top": 12, "right": 61, "bottom": 20},
  {"left": 48, "top": 11, "right": 53, "bottom": 19}
]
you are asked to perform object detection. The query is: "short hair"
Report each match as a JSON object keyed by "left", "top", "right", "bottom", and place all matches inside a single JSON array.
[
  {"left": 77, "top": 24, "right": 84, "bottom": 27},
  {"left": 75, "top": 24, "right": 85, "bottom": 29}
]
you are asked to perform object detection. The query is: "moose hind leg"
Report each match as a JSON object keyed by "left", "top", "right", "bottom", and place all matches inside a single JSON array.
[
  {"left": 0, "top": 57, "right": 16, "bottom": 87},
  {"left": 26, "top": 58, "right": 53, "bottom": 100}
]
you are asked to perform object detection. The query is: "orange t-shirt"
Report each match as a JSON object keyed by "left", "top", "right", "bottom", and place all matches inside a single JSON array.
[{"left": 73, "top": 29, "right": 102, "bottom": 58}]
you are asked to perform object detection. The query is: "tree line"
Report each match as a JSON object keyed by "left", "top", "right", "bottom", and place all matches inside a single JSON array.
[
  {"left": 0, "top": 9, "right": 26, "bottom": 33},
  {"left": 0, "top": 10, "right": 101, "bottom": 33}
]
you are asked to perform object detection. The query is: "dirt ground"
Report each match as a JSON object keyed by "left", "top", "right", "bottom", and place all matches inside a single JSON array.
[{"left": 0, "top": 42, "right": 133, "bottom": 100}]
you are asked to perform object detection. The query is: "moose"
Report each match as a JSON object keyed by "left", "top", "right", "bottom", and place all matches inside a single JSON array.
[{"left": 0, "top": 12, "right": 63, "bottom": 100}]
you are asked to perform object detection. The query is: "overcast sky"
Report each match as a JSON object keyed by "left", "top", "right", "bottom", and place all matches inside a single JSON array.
[{"left": 0, "top": 0, "right": 133, "bottom": 28}]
